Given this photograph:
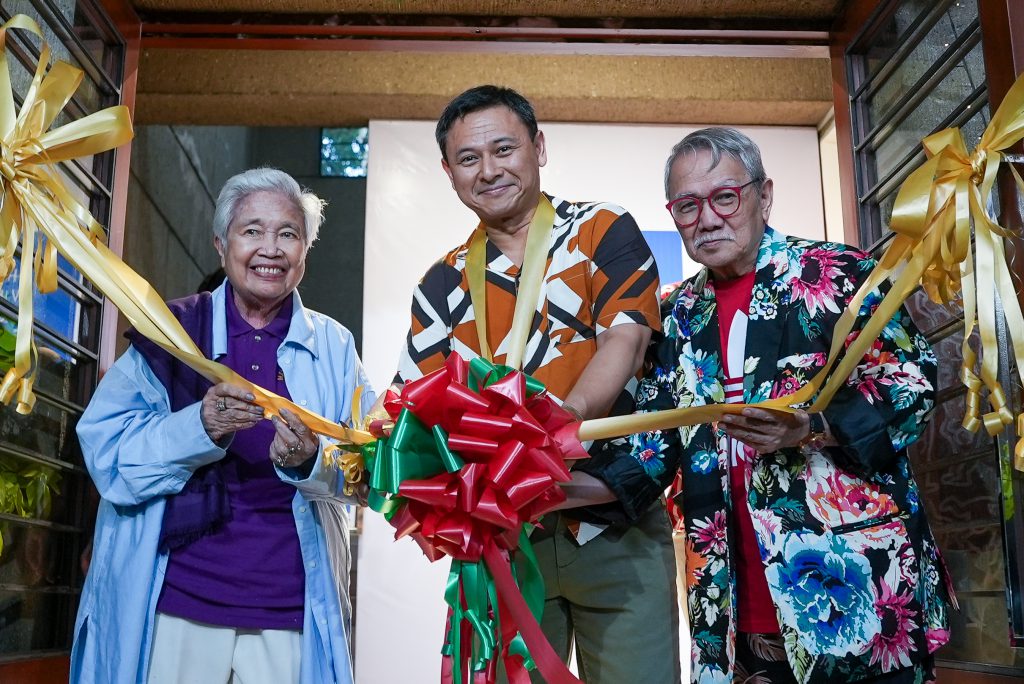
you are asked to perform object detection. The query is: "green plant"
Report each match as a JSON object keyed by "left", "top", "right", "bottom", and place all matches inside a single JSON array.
[{"left": 0, "top": 456, "right": 61, "bottom": 555}]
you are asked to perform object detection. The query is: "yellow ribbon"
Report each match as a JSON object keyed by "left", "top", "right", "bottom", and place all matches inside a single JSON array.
[
  {"left": 324, "top": 384, "right": 375, "bottom": 496},
  {"left": 466, "top": 195, "right": 555, "bottom": 369},
  {"left": 0, "top": 16, "right": 372, "bottom": 450},
  {"left": 583, "top": 73, "right": 1024, "bottom": 470},
  {"left": 875, "top": 76, "right": 1024, "bottom": 469}
]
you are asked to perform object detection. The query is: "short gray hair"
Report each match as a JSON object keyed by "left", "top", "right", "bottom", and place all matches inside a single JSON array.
[
  {"left": 664, "top": 127, "right": 766, "bottom": 198},
  {"left": 213, "top": 168, "right": 325, "bottom": 246}
]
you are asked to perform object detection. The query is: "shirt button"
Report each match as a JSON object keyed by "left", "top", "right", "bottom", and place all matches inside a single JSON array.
[
  {"left": 299, "top": 506, "right": 307, "bottom": 514},
  {"left": 254, "top": 334, "right": 262, "bottom": 342},
  {"left": 251, "top": 364, "right": 260, "bottom": 371},
  {"left": 308, "top": 560, "right": 317, "bottom": 569},
  {"left": 300, "top": 399, "right": 308, "bottom": 406}
]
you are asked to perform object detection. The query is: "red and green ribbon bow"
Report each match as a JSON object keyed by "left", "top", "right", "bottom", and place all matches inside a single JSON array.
[{"left": 363, "top": 353, "right": 585, "bottom": 683}]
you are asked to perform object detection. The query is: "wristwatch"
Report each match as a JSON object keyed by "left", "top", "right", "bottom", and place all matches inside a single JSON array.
[{"left": 798, "top": 412, "right": 827, "bottom": 452}]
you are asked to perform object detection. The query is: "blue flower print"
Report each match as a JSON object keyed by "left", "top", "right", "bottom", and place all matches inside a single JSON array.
[
  {"left": 682, "top": 349, "right": 724, "bottom": 402},
  {"left": 691, "top": 449, "right": 716, "bottom": 475},
  {"left": 858, "top": 289, "right": 883, "bottom": 317},
  {"left": 652, "top": 363, "right": 675, "bottom": 385},
  {"left": 750, "top": 282, "right": 779, "bottom": 320},
  {"left": 630, "top": 432, "right": 667, "bottom": 479},
  {"left": 766, "top": 534, "right": 881, "bottom": 657},
  {"left": 906, "top": 480, "right": 920, "bottom": 514}
]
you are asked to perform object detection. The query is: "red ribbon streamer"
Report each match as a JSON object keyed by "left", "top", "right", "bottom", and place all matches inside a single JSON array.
[{"left": 484, "top": 540, "right": 581, "bottom": 684}]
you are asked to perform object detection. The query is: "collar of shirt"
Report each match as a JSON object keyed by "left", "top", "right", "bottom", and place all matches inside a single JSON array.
[
  {"left": 224, "top": 281, "right": 293, "bottom": 342},
  {"left": 485, "top": 239, "right": 521, "bottom": 278},
  {"left": 209, "top": 282, "right": 319, "bottom": 359}
]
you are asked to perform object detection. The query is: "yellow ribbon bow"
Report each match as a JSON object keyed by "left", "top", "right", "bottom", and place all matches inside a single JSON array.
[
  {"left": 0, "top": 14, "right": 134, "bottom": 412},
  {"left": 0, "top": 15, "right": 372, "bottom": 450},
  {"left": 882, "top": 74, "right": 1024, "bottom": 468},
  {"left": 324, "top": 384, "right": 375, "bottom": 496}
]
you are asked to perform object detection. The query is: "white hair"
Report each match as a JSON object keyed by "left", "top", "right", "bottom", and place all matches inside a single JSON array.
[
  {"left": 213, "top": 168, "right": 325, "bottom": 246},
  {"left": 664, "top": 127, "right": 767, "bottom": 198}
]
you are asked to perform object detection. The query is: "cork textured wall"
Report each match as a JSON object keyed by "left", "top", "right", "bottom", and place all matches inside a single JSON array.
[{"left": 135, "top": 49, "right": 833, "bottom": 126}]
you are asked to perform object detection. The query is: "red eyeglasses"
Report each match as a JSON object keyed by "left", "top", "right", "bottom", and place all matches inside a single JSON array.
[{"left": 665, "top": 179, "right": 760, "bottom": 228}]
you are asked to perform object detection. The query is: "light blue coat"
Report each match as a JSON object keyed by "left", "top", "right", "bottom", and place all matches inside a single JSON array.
[{"left": 70, "top": 284, "right": 373, "bottom": 684}]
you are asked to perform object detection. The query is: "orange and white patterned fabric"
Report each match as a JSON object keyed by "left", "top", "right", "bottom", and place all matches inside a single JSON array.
[{"left": 397, "top": 193, "right": 660, "bottom": 403}]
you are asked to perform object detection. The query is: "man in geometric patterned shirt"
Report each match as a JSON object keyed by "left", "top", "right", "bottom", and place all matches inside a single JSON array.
[{"left": 396, "top": 85, "right": 682, "bottom": 683}]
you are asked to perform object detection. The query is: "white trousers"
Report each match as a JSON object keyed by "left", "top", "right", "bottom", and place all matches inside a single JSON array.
[{"left": 147, "top": 612, "right": 302, "bottom": 684}]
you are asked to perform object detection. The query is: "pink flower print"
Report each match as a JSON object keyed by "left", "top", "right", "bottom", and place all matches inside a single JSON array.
[
  {"left": 791, "top": 249, "right": 845, "bottom": 318},
  {"left": 868, "top": 578, "right": 918, "bottom": 671},
  {"left": 925, "top": 627, "right": 951, "bottom": 654},
  {"left": 771, "top": 371, "right": 803, "bottom": 399},
  {"left": 855, "top": 375, "right": 886, "bottom": 403},
  {"left": 847, "top": 339, "right": 898, "bottom": 403},
  {"left": 807, "top": 469, "right": 897, "bottom": 526},
  {"left": 691, "top": 510, "right": 728, "bottom": 555}
]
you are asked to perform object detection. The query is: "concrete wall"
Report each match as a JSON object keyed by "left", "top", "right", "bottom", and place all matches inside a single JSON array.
[
  {"left": 122, "top": 125, "right": 367, "bottom": 350},
  {"left": 251, "top": 128, "right": 367, "bottom": 348},
  {"left": 123, "top": 125, "right": 252, "bottom": 300}
]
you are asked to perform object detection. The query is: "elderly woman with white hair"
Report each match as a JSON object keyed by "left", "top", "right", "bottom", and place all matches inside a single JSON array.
[{"left": 70, "top": 168, "right": 371, "bottom": 684}]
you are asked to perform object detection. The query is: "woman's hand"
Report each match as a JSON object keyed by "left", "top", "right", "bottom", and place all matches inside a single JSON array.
[
  {"left": 352, "top": 479, "right": 370, "bottom": 507},
  {"left": 269, "top": 407, "right": 320, "bottom": 469},
  {"left": 367, "top": 383, "right": 401, "bottom": 438},
  {"left": 201, "top": 383, "right": 265, "bottom": 442}
]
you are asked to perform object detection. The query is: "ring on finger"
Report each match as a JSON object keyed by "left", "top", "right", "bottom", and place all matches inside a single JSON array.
[
  {"left": 287, "top": 443, "right": 300, "bottom": 457},
  {"left": 216, "top": 397, "right": 228, "bottom": 412}
]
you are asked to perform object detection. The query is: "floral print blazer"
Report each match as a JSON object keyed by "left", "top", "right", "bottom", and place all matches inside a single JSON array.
[{"left": 621, "top": 227, "right": 954, "bottom": 683}]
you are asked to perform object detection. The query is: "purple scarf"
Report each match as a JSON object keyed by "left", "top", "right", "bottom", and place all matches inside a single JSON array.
[{"left": 125, "top": 292, "right": 230, "bottom": 552}]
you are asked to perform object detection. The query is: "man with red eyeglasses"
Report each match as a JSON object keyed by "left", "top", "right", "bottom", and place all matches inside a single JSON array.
[{"left": 615, "top": 127, "right": 954, "bottom": 682}]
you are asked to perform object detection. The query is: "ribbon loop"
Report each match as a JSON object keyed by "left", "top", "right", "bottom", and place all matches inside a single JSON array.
[{"left": 370, "top": 354, "right": 583, "bottom": 683}]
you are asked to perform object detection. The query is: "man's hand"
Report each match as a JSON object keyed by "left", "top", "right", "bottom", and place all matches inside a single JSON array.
[
  {"left": 552, "top": 471, "right": 617, "bottom": 509},
  {"left": 719, "top": 408, "right": 827, "bottom": 454}
]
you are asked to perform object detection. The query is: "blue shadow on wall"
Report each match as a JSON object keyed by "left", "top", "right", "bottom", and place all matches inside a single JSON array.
[{"left": 641, "top": 230, "right": 683, "bottom": 289}]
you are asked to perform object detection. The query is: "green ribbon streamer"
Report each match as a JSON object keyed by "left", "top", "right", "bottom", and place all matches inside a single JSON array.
[
  {"left": 439, "top": 532, "right": 547, "bottom": 677},
  {"left": 361, "top": 440, "right": 402, "bottom": 518},
  {"left": 443, "top": 561, "right": 464, "bottom": 684},
  {"left": 463, "top": 561, "right": 497, "bottom": 670},
  {"left": 364, "top": 359, "right": 555, "bottom": 678},
  {"left": 505, "top": 529, "right": 544, "bottom": 670},
  {"left": 442, "top": 559, "right": 499, "bottom": 683},
  {"left": 374, "top": 409, "right": 445, "bottom": 493}
]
